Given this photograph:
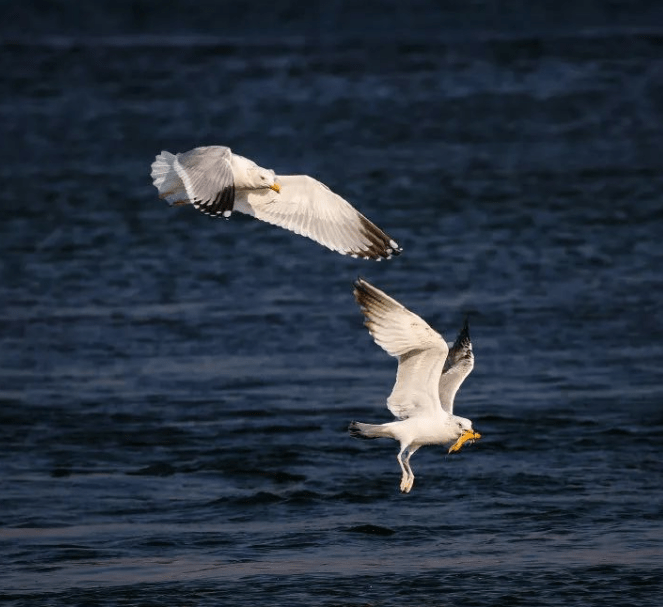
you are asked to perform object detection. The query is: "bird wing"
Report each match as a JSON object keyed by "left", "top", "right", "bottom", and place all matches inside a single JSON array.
[
  {"left": 235, "top": 175, "right": 401, "bottom": 260},
  {"left": 353, "top": 278, "right": 449, "bottom": 419},
  {"left": 174, "top": 146, "right": 235, "bottom": 217},
  {"left": 438, "top": 318, "right": 474, "bottom": 413}
]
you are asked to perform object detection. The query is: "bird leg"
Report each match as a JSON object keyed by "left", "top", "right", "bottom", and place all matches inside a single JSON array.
[
  {"left": 397, "top": 446, "right": 418, "bottom": 493},
  {"left": 397, "top": 448, "right": 410, "bottom": 493},
  {"left": 402, "top": 447, "right": 419, "bottom": 493}
]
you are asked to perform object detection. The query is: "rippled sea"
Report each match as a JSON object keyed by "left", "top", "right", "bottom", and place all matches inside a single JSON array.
[{"left": 1, "top": 2, "right": 662, "bottom": 605}]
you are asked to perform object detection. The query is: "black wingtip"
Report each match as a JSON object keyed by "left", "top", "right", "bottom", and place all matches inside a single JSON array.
[
  {"left": 454, "top": 317, "right": 471, "bottom": 349},
  {"left": 209, "top": 183, "right": 236, "bottom": 216},
  {"left": 356, "top": 215, "right": 402, "bottom": 261},
  {"left": 353, "top": 276, "right": 369, "bottom": 293},
  {"left": 353, "top": 277, "right": 382, "bottom": 308},
  {"left": 353, "top": 277, "right": 367, "bottom": 306}
]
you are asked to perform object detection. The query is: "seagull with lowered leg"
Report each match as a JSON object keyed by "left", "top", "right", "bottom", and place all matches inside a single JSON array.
[{"left": 349, "top": 278, "right": 481, "bottom": 493}]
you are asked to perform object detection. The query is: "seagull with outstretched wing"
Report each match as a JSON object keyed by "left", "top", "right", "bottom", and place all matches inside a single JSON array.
[
  {"left": 151, "top": 146, "right": 401, "bottom": 260},
  {"left": 349, "top": 278, "right": 480, "bottom": 493}
]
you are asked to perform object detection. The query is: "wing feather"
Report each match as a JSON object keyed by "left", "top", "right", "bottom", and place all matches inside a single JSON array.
[
  {"left": 236, "top": 175, "right": 401, "bottom": 260},
  {"left": 354, "top": 279, "right": 449, "bottom": 419},
  {"left": 174, "top": 146, "right": 235, "bottom": 216},
  {"left": 439, "top": 318, "right": 474, "bottom": 413}
]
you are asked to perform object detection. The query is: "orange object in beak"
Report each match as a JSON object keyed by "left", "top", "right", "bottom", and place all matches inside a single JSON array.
[{"left": 448, "top": 429, "right": 482, "bottom": 454}]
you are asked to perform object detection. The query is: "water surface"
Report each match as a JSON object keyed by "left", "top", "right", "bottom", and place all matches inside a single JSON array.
[{"left": 1, "top": 3, "right": 662, "bottom": 605}]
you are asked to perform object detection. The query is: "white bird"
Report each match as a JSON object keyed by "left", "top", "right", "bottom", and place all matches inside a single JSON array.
[
  {"left": 150, "top": 146, "right": 401, "bottom": 260},
  {"left": 349, "top": 278, "right": 481, "bottom": 493}
]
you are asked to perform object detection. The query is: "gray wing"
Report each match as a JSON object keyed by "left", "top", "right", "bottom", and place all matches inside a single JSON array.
[
  {"left": 354, "top": 279, "right": 448, "bottom": 419},
  {"left": 175, "top": 146, "right": 235, "bottom": 217},
  {"left": 438, "top": 318, "right": 474, "bottom": 414},
  {"left": 235, "top": 175, "right": 401, "bottom": 260}
]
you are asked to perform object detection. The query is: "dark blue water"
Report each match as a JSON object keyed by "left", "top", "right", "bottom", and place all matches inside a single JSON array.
[{"left": 1, "top": 2, "right": 662, "bottom": 605}]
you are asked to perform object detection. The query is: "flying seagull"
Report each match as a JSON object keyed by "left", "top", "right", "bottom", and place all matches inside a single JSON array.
[
  {"left": 349, "top": 278, "right": 481, "bottom": 493},
  {"left": 150, "top": 146, "right": 401, "bottom": 260}
]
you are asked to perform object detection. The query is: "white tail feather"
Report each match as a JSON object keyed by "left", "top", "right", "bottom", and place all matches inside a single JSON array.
[
  {"left": 150, "top": 151, "right": 189, "bottom": 206},
  {"left": 348, "top": 421, "right": 392, "bottom": 439}
]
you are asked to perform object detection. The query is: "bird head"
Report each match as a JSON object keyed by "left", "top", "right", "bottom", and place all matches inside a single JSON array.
[
  {"left": 448, "top": 416, "right": 481, "bottom": 454},
  {"left": 247, "top": 166, "right": 280, "bottom": 192},
  {"left": 231, "top": 153, "right": 281, "bottom": 192}
]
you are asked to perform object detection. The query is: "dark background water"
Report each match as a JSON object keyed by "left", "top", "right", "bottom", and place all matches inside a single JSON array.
[{"left": 1, "top": 1, "right": 662, "bottom": 605}]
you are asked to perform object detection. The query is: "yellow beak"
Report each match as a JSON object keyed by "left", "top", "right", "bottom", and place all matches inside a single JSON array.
[
  {"left": 448, "top": 429, "right": 482, "bottom": 454},
  {"left": 269, "top": 183, "right": 281, "bottom": 193}
]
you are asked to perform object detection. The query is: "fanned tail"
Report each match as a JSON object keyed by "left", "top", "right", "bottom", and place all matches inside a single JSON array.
[{"left": 151, "top": 151, "right": 190, "bottom": 206}]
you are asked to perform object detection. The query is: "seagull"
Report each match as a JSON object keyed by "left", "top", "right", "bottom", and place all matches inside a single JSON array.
[
  {"left": 349, "top": 278, "right": 481, "bottom": 493},
  {"left": 150, "top": 146, "right": 401, "bottom": 260}
]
